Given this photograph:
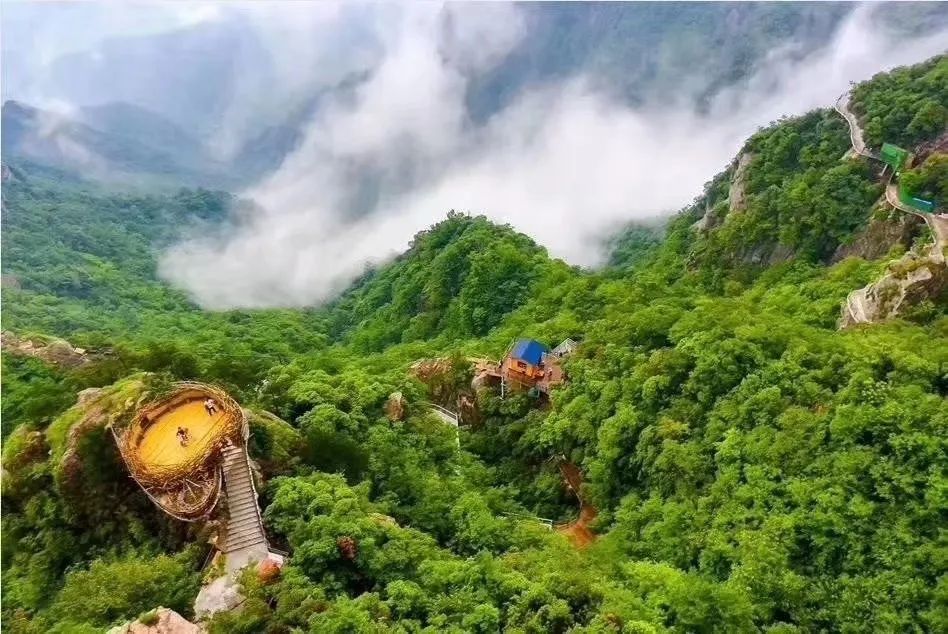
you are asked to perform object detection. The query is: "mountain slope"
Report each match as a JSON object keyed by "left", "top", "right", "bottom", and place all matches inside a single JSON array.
[
  {"left": 1, "top": 101, "right": 234, "bottom": 188},
  {"left": 1, "top": 55, "right": 946, "bottom": 634}
]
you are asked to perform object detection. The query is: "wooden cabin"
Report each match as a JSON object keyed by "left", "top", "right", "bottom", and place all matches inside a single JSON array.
[
  {"left": 501, "top": 339, "right": 548, "bottom": 389},
  {"left": 501, "top": 338, "right": 577, "bottom": 395}
]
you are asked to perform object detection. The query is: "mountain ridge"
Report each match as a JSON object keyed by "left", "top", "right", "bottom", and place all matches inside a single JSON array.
[{"left": 2, "top": 53, "right": 946, "bottom": 634}]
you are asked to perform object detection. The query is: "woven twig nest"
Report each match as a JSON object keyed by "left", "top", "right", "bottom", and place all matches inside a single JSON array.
[{"left": 117, "top": 382, "right": 243, "bottom": 489}]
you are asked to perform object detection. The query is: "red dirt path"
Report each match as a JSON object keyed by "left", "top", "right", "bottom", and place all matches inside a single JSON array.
[{"left": 555, "top": 461, "right": 598, "bottom": 548}]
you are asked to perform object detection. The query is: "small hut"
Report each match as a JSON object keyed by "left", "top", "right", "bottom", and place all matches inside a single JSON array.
[
  {"left": 499, "top": 338, "right": 580, "bottom": 396},
  {"left": 501, "top": 339, "right": 549, "bottom": 389}
]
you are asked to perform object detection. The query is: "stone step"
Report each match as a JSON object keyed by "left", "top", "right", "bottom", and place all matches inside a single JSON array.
[
  {"left": 228, "top": 506, "right": 259, "bottom": 521},
  {"left": 227, "top": 519, "right": 263, "bottom": 533},
  {"left": 227, "top": 507, "right": 259, "bottom": 524},
  {"left": 224, "top": 477, "right": 252, "bottom": 490},
  {"left": 224, "top": 476, "right": 249, "bottom": 486},
  {"left": 229, "top": 517, "right": 262, "bottom": 531},
  {"left": 229, "top": 506, "right": 260, "bottom": 519},
  {"left": 217, "top": 445, "right": 269, "bottom": 553},
  {"left": 228, "top": 527, "right": 262, "bottom": 541},
  {"left": 227, "top": 489, "right": 255, "bottom": 501},
  {"left": 224, "top": 533, "right": 267, "bottom": 552},
  {"left": 227, "top": 503, "right": 256, "bottom": 515},
  {"left": 226, "top": 526, "right": 264, "bottom": 543}
]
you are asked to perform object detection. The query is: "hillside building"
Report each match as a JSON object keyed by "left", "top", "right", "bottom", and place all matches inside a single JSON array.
[{"left": 500, "top": 338, "right": 577, "bottom": 396}]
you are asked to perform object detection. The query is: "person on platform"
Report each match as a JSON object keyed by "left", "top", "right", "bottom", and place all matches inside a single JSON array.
[
  {"left": 176, "top": 426, "right": 190, "bottom": 446},
  {"left": 204, "top": 398, "right": 218, "bottom": 416}
]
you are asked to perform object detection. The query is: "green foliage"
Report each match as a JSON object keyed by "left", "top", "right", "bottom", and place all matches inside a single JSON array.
[
  {"left": 246, "top": 409, "right": 305, "bottom": 478},
  {"left": 852, "top": 55, "right": 948, "bottom": 148},
  {"left": 329, "top": 212, "right": 555, "bottom": 349},
  {"left": 1, "top": 170, "right": 329, "bottom": 393},
  {"left": 605, "top": 223, "right": 664, "bottom": 271},
  {"left": 901, "top": 152, "right": 948, "bottom": 204},
  {"left": 4, "top": 56, "right": 947, "bottom": 634},
  {"left": 690, "top": 110, "right": 877, "bottom": 274},
  {"left": 48, "top": 551, "right": 200, "bottom": 627},
  {"left": 1, "top": 354, "right": 77, "bottom": 439}
]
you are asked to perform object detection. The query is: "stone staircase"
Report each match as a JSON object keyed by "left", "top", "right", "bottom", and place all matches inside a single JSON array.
[{"left": 220, "top": 443, "right": 268, "bottom": 563}]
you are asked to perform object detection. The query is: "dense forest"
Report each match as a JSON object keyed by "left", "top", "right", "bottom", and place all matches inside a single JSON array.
[{"left": 2, "top": 56, "right": 946, "bottom": 633}]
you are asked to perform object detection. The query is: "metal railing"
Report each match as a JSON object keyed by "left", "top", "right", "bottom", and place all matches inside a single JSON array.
[
  {"left": 429, "top": 403, "right": 459, "bottom": 426},
  {"left": 501, "top": 511, "right": 554, "bottom": 529}
]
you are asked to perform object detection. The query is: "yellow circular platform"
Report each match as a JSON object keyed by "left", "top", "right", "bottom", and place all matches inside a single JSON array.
[
  {"left": 137, "top": 400, "right": 228, "bottom": 471},
  {"left": 119, "top": 384, "right": 242, "bottom": 487}
]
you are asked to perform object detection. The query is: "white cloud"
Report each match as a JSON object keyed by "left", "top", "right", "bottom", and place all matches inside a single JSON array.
[{"left": 56, "top": 4, "right": 943, "bottom": 309}]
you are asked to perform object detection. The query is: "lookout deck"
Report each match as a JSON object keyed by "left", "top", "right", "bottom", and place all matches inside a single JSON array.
[{"left": 137, "top": 400, "right": 227, "bottom": 471}]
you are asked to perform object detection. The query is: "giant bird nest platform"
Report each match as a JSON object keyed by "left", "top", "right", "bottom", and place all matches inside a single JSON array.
[{"left": 114, "top": 382, "right": 244, "bottom": 520}]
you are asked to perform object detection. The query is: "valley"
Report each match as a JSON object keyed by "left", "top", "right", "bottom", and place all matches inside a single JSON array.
[{"left": 1, "top": 8, "right": 946, "bottom": 634}]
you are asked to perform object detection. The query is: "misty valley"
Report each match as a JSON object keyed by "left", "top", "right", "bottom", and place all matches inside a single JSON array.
[{"left": 1, "top": 3, "right": 947, "bottom": 633}]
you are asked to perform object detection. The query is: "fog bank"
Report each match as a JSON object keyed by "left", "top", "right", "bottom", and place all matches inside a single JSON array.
[{"left": 145, "top": 6, "right": 942, "bottom": 307}]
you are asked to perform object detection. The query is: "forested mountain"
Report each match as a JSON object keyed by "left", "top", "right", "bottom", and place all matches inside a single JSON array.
[
  {"left": 5, "top": 2, "right": 944, "bottom": 192},
  {"left": 1, "top": 101, "right": 235, "bottom": 188},
  {"left": 2, "top": 54, "right": 947, "bottom": 634}
]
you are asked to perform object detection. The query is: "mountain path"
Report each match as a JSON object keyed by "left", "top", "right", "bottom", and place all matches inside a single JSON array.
[
  {"left": 555, "top": 460, "right": 597, "bottom": 548},
  {"left": 220, "top": 443, "right": 269, "bottom": 572},
  {"left": 884, "top": 181, "right": 947, "bottom": 263},
  {"left": 835, "top": 92, "right": 947, "bottom": 263},
  {"left": 835, "top": 93, "right": 878, "bottom": 160}
]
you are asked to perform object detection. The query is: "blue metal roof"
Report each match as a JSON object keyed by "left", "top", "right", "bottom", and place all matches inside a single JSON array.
[{"left": 510, "top": 339, "right": 548, "bottom": 365}]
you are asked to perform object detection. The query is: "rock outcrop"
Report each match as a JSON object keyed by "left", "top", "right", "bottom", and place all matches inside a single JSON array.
[
  {"left": 194, "top": 574, "right": 245, "bottom": 621},
  {"left": 385, "top": 391, "right": 407, "bottom": 422},
  {"left": 50, "top": 374, "right": 153, "bottom": 500},
  {"left": 108, "top": 607, "right": 204, "bottom": 634},
  {"left": 726, "top": 152, "right": 755, "bottom": 217},
  {"left": 1, "top": 331, "right": 98, "bottom": 368},
  {"left": 840, "top": 252, "right": 947, "bottom": 328},
  {"left": 832, "top": 211, "right": 923, "bottom": 263}
]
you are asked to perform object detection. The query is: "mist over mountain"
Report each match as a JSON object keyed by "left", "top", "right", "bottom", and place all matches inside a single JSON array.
[
  {"left": 3, "top": 2, "right": 947, "bottom": 307},
  {"left": 1, "top": 100, "right": 236, "bottom": 188},
  {"left": 3, "top": 5, "right": 948, "bottom": 632}
]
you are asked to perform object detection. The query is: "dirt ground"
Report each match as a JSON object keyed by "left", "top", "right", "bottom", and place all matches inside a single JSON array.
[
  {"left": 556, "top": 504, "right": 597, "bottom": 548},
  {"left": 137, "top": 400, "right": 226, "bottom": 470},
  {"left": 555, "top": 460, "right": 599, "bottom": 548}
]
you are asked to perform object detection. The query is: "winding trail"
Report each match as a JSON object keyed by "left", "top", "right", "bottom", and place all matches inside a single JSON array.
[
  {"left": 834, "top": 93, "right": 878, "bottom": 160},
  {"left": 835, "top": 92, "right": 946, "bottom": 262},
  {"left": 885, "top": 180, "right": 947, "bottom": 263},
  {"left": 554, "top": 460, "right": 597, "bottom": 548}
]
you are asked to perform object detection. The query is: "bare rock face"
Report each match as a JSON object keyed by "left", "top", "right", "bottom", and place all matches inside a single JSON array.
[
  {"left": 913, "top": 130, "right": 948, "bottom": 163},
  {"left": 726, "top": 152, "right": 755, "bottom": 218},
  {"left": 832, "top": 212, "right": 923, "bottom": 263},
  {"left": 385, "top": 391, "right": 407, "bottom": 422},
  {"left": 194, "top": 574, "right": 245, "bottom": 621},
  {"left": 1, "top": 331, "right": 96, "bottom": 368},
  {"left": 108, "top": 608, "right": 205, "bottom": 634},
  {"left": 692, "top": 200, "right": 722, "bottom": 233},
  {"left": 840, "top": 253, "right": 947, "bottom": 328}
]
